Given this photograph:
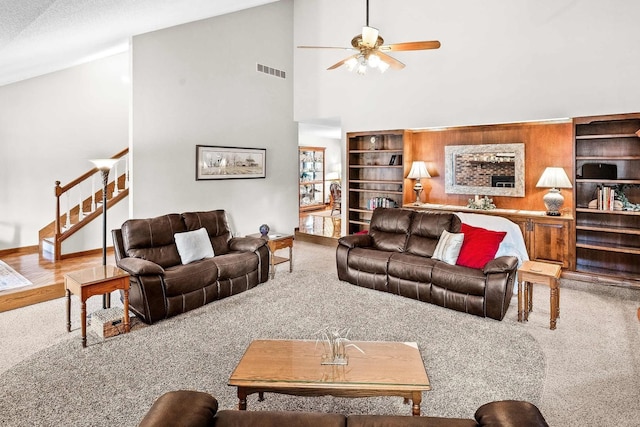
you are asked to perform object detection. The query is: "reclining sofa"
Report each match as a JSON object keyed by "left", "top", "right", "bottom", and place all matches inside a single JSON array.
[
  {"left": 336, "top": 208, "right": 518, "bottom": 320},
  {"left": 138, "top": 390, "right": 550, "bottom": 427},
  {"left": 112, "top": 210, "right": 269, "bottom": 324}
]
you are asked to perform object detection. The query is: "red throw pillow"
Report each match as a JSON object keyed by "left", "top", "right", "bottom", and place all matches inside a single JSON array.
[{"left": 456, "top": 223, "right": 507, "bottom": 269}]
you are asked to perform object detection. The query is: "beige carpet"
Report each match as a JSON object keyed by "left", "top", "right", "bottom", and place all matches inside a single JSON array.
[{"left": 0, "top": 241, "right": 639, "bottom": 426}]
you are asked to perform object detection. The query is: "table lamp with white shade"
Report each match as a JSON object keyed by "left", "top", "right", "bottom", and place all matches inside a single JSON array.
[
  {"left": 407, "top": 161, "right": 431, "bottom": 205},
  {"left": 536, "top": 167, "right": 573, "bottom": 216}
]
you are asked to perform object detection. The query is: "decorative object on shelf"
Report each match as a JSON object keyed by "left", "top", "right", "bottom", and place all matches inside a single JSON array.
[
  {"left": 614, "top": 184, "right": 640, "bottom": 211},
  {"left": 89, "top": 158, "right": 119, "bottom": 309},
  {"left": 536, "top": 167, "right": 573, "bottom": 216},
  {"left": 370, "top": 136, "right": 377, "bottom": 150},
  {"left": 407, "top": 161, "right": 431, "bottom": 205},
  {"left": 259, "top": 224, "right": 270, "bottom": 236},
  {"left": 316, "top": 327, "right": 364, "bottom": 366},
  {"left": 466, "top": 195, "right": 496, "bottom": 210}
]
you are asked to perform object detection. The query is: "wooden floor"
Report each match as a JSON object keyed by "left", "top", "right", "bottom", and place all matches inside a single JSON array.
[{"left": 0, "top": 248, "right": 106, "bottom": 313}]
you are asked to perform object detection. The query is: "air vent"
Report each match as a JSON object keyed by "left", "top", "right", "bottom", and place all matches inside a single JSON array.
[{"left": 256, "top": 63, "right": 286, "bottom": 79}]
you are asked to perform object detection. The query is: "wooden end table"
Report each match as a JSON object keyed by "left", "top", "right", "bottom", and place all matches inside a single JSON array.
[
  {"left": 517, "top": 260, "right": 562, "bottom": 330},
  {"left": 228, "top": 339, "right": 431, "bottom": 416},
  {"left": 64, "top": 265, "right": 130, "bottom": 348},
  {"left": 248, "top": 233, "right": 293, "bottom": 279}
]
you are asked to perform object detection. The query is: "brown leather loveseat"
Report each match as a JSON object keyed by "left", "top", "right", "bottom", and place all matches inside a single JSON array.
[
  {"left": 112, "top": 210, "right": 269, "bottom": 324},
  {"left": 336, "top": 208, "right": 518, "bottom": 320},
  {"left": 138, "top": 390, "right": 550, "bottom": 427}
]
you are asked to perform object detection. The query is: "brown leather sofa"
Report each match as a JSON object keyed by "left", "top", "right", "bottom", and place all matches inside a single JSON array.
[
  {"left": 138, "top": 390, "right": 549, "bottom": 427},
  {"left": 112, "top": 210, "right": 269, "bottom": 324},
  {"left": 336, "top": 208, "right": 518, "bottom": 320}
]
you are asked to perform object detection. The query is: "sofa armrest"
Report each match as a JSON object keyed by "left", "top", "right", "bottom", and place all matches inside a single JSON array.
[
  {"left": 475, "top": 400, "right": 549, "bottom": 427},
  {"left": 117, "top": 257, "right": 164, "bottom": 276},
  {"left": 338, "top": 234, "right": 372, "bottom": 249},
  {"left": 138, "top": 390, "right": 218, "bottom": 427},
  {"left": 229, "top": 236, "right": 267, "bottom": 252},
  {"left": 483, "top": 256, "right": 518, "bottom": 275}
]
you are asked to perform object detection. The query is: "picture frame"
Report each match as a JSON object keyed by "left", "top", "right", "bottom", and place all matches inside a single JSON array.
[
  {"left": 196, "top": 145, "right": 266, "bottom": 180},
  {"left": 389, "top": 155, "right": 397, "bottom": 166}
]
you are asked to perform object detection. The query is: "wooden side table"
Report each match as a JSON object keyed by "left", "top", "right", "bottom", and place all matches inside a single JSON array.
[
  {"left": 65, "top": 265, "right": 130, "bottom": 348},
  {"left": 248, "top": 233, "right": 294, "bottom": 279},
  {"left": 517, "top": 260, "right": 562, "bottom": 330}
]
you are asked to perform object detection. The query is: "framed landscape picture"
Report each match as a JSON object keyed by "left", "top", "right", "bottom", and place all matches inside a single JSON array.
[{"left": 196, "top": 145, "right": 266, "bottom": 180}]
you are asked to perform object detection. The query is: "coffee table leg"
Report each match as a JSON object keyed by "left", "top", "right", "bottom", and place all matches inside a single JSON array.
[
  {"left": 237, "top": 388, "right": 248, "bottom": 410},
  {"left": 289, "top": 245, "right": 293, "bottom": 273},
  {"left": 65, "top": 289, "right": 71, "bottom": 333},
  {"left": 81, "top": 299, "right": 87, "bottom": 348},
  {"left": 411, "top": 391, "right": 422, "bottom": 416}
]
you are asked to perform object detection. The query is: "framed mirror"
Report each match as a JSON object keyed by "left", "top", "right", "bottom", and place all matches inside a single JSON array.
[{"left": 445, "top": 143, "right": 525, "bottom": 197}]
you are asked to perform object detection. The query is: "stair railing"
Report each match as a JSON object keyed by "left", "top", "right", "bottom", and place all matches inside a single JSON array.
[{"left": 49, "top": 148, "right": 129, "bottom": 260}]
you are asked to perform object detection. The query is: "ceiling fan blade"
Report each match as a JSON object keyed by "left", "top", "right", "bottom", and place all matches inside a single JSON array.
[
  {"left": 379, "top": 40, "right": 441, "bottom": 52},
  {"left": 297, "top": 45, "right": 355, "bottom": 50},
  {"left": 327, "top": 54, "right": 359, "bottom": 70},
  {"left": 377, "top": 51, "right": 405, "bottom": 70}
]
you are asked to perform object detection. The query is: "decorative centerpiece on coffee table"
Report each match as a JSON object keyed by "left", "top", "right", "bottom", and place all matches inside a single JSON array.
[{"left": 316, "top": 327, "right": 364, "bottom": 365}]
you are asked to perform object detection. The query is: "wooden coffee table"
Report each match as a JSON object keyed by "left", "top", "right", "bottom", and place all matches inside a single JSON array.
[{"left": 228, "top": 339, "right": 431, "bottom": 416}]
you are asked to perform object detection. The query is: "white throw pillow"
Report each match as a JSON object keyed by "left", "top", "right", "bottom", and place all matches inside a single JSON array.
[
  {"left": 174, "top": 227, "right": 214, "bottom": 265},
  {"left": 432, "top": 230, "right": 464, "bottom": 265}
]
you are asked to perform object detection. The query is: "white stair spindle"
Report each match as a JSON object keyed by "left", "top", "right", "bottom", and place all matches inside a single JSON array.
[
  {"left": 124, "top": 156, "right": 129, "bottom": 189},
  {"left": 65, "top": 192, "right": 71, "bottom": 229},
  {"left": 112, "top": 162, "right": 119, "bottom": 197},
  {"left": 91, "top": 174, "right": 96, "bottom": 211},
  {"left": 78, "top": 185, "right": 84, "bottom": 219}
]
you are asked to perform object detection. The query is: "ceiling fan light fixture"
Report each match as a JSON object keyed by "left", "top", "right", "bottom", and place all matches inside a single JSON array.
[
  {"left": 361, "top": 26, "right": 379, "bottom": 47},
  {"left": 368, "top": 53, "right": 380, "bottom": 67},
  {"left": 345, "top": 57, "right": 358, "bottom": 71},
  {"left": 377, "top": 60, "right": 390, "bottom": 73}
]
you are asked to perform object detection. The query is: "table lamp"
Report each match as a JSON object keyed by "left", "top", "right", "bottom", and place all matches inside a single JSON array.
[
  {"left": 407, "top": 161, "right": 430, "bottom": 205},
  {"left": 536, "top": 167, "right": 572, "bottom": 216}
]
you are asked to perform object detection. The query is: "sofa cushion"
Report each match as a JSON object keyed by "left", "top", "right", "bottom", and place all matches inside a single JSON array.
[
  {"left": 456, "top": 223, "right": 507, "bottom": 269},
  {"left": 122, "top": 214, "right": 185, "bottom": 268},
  {"left": 213, "top": 252, "right": 259, "bottom": 280},
  {"left": 347, "top": 247, "right": 395, "bottom": 274},
  {"left": 348, "top": 415, "right": 477, "bottom": 427},
  {"left": 368, "top": 208, "right": 414, "bottom": 252},
  {"left": 163, "top": 258, "right": 219, "bottom": 297},
  {"left": 183, "top": 210, "right": 233, "bottom": 255},
  {"left": 215, "top": 410, "right": 346, "bottom": 427},
  {"left": 431, "top": 261, "right": 487, "bottom": 296},
  {"left": 432, "top": 230, "right": 464, "bottom": 265},
  {"left": 175, "top": 227, "right": 215, "bottom": 264},
  {"left": 405, "top": 212, "right": 461, "bottom": 257},
  {"left": 388, "top": 253, "right": 436, "bottom": 283}
]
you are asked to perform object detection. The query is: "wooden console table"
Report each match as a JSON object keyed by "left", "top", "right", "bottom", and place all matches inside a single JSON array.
[{"left": 406, "top": 204, "right": 574, "bottom": 270}]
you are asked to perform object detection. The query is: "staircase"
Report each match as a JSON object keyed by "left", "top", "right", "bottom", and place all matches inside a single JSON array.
[{"left": 39, "top": 149, "right": 129, "bottom": 260}]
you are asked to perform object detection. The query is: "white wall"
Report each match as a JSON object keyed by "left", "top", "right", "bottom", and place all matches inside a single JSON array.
[
  {"left": 293, "top": 0, "right": 640, "bottom": 132},
  {"left": 131, "top": 1, "right": 297, "bottom": 236},
  {"left": 0, "top": 53, "right": 130, "bottom": 250}
]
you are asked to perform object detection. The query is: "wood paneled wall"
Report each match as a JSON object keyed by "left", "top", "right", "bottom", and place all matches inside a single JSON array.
[{"left": 404, "top": 120, "right": 574, "bottom": 212}]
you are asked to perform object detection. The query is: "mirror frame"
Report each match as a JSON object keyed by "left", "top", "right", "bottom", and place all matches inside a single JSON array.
[{"left": 444, "top": 143, "right": 525, "bottom": 197}]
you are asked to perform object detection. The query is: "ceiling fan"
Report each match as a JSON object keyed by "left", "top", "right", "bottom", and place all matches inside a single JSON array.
[{"left": 297, "top": 0, "right": 440, "bottom": 74}]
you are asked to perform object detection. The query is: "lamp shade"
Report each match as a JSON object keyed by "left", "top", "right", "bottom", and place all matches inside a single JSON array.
[
  {"left": 90, "top": 158, "right": 119, "bottom": 171},
  {"left": 536, "top": 167, "right": 572, "bottom": 189},
  {"left": 407, "top": 161, "right": 430, "bottom": 180}
]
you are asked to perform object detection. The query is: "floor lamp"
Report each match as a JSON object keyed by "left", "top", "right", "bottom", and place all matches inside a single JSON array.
[{"left": 90, "top": 158, "right": 119, "bottom": 309}]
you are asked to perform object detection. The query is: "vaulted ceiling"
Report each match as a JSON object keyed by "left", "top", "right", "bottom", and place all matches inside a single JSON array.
[{"left": 0, "top": 0, "right": 277, "bottom": 86}]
